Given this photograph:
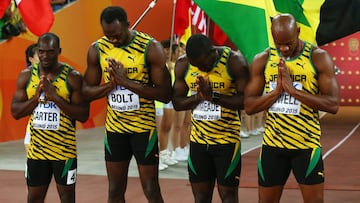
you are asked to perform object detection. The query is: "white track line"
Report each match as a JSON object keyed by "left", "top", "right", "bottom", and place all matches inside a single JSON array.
[
  {"left": 323, "top": 122, "right": 360, "bottom": 159},
  {"left": 241, "top": 112, "right": 352, "bottom": 156}
]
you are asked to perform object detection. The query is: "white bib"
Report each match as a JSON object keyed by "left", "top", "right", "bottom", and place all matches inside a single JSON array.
[
  {"left": 108, "top": 85, "right": 140, "bottom": 112},
  {"left": 269, "top": 82, "right": 302, "bottom": 115},
  {"left": 193, "top": 100, "right": 221, "bottom": 121},
  {"left": 33, "top": 101, "right": 60, "bottom": 130}
]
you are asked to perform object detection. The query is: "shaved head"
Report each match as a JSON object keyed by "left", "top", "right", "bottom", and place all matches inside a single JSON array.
[
  {"left": 271, "top": 13, "right": 298, "bottom": 37},
  {"left": 271, "top": 13, "right": 301, "bottom": 58}
]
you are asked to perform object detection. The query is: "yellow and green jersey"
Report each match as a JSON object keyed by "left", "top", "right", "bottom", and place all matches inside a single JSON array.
[
  {"left": 263, "top": 42, "right": 321, "bottom": 149},
  {"left": 185, "top": 47, "right": 241, "bottom": 145},
  {"left": 96, "top": 30, "right": 156, "bottom": 133},
  {"left": 26, "top": 63, "right": 76, "bottom": 160}
]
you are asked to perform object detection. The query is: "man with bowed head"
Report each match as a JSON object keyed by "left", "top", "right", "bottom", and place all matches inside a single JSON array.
[
  {"left": 83, "top": 6, "right": 172, "bottom": 203},
  {"left": 244, "top": 13, "right": 339, "bottom": 203},
  {"left": 172, "top": 34, "right": 249, "bottom": 203}
]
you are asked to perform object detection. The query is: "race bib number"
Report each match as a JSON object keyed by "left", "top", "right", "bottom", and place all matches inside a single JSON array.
[
  {"left": 33, "top": 101, "right": 60, "bottom": 130},
  {"left": 193, "top": 101, "right": 221, "bottom": 121},
  {"left": 108, "top": 85, "right": 140, "bottom": 112},
  {"left": 269, "top": 82, "right": 302, "bottom": 115},
  {"left": 66, "top": 169, "right": 77, "bottom": 185}
]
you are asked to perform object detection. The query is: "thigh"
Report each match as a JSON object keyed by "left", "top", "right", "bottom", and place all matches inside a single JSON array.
[
  {"left": 188, "top": 142, "right": 215, "bottom": 183},
  {"left": 26, "top": 159, "right": 52, "bottom": 186},
  {"left": 292, "top": 147, "right": 324, "bottom": 185},
  {"left": 131, "top": 130, "right": 159, "bottom": 165},
  {"left": 53, "top": 158, "right": 77, "bottom": 186},
  {"left": 258, "top": 145, "right": 292, "bottom": 187},
  {"left": 105, "top": 131, "right": 132, "bottom": 162},
  {"left": 212, "top": 142, "right": 241, "bottom": 187}
]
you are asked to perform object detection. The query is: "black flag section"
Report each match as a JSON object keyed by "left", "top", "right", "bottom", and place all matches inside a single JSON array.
[{"left": 316, "top": 0, "right": 360, "bottom": 46}]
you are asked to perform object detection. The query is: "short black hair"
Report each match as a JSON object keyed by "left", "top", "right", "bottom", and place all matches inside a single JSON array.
[
  {"left": 38, "top": 32, "right": 60, "bottom": 49},
  {"left": 186, "top": 34, "right": 213, "bottom": 59},
  {"left": 25, "top": 43, "right": 38, "bottom": 66},
  {"left": 100, "top": 6, "right": 129, "bottom": 25}
]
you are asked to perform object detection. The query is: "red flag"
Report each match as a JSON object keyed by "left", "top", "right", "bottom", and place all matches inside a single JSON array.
[
  {"left": 174, "top": 0, "right": 191, "bottom": 37},
  {"left": 15, "top": 0, "right": 54, "bottom": 36},
  {"left": 0, "top": 0, "right": 11, "bottom": 18},
  {"left": 212, "top": 23, "right": 227, "bottom": 45},
  {"left": 190, "top": 2, "right": 206, "bottom": 35}
]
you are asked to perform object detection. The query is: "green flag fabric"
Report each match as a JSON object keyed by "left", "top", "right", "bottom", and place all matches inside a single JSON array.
[
  {"left": 195, "top": 0, "right": 360, "bottom": 63},
  {"left": 193, "top": 0, "right": 277, "bottom": 63}
]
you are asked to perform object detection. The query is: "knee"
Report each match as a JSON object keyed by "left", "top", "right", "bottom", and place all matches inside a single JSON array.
[
  {"left": 142, "top": 180, "right": 163, "bottom": 201},
  {"left": 108, "top": 181, "right": 125, "bottom": 201},
  {"left": 193, "top": 193, "right": 213, "bottom": 203}
]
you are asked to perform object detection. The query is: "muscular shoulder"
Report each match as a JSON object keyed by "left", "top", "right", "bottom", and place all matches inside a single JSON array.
[
  {"left": 67, "top": 69, "right": 83, "bottom": 90},
  {"left": 174, "top": 55, "right": 189, "bottom": 77},
  {"left": 252, "top": 48, "right": 270, "bottom": 64},
  {"left": 311, "top": 46, "right": 334, "bottom": 72}
]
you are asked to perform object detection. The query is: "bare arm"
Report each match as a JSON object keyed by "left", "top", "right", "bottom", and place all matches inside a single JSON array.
[
  {"left": 244, "top": 50, "right": 283, "bottom": 115},
  {"left": 280, "top": 47, "right": 339, "bottom": 114},
  {"left": 214, "top": 50, "right": 249, "bottom": 110},
  {"left": 108, "top": 40, "right": 172, "bottom": 103},
  {"left": 83, "top": 43, "right": 115, "bottom": 101},
  {"left": 11, "top": 69, "right": 41, "bottom": 119},
  {"left": 41, "top": 70, "right": 89, "bottom": 122},
  {"left": 172, "top": 56, "right": 199, "bottom": 111}
]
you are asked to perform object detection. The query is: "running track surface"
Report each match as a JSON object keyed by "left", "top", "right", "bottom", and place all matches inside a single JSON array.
[{"left": 1, "top": 106, "right": 359, "bottom": 203}]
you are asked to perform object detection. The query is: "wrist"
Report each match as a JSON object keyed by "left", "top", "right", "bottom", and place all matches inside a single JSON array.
[{"left": 211, "top": 92, "right": 220, "bottom": 104}]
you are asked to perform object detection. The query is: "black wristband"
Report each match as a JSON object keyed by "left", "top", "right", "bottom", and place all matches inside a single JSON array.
[{"left": 211, "top": 92, "right": 220, "bottom": 104}]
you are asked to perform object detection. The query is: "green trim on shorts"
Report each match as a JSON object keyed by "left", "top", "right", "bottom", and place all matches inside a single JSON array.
[
  {"left": 188, "top": 156, "right": 197, "bottom": 176},
  {"left": 104, "top": 131, "right": 112, "bottom": 155},
  {"left": 62, "top": 158, "right": 74, "bottom": 178},
  {"left": 258, "top": 148, "right": 265, "bottom": 182},
  {"left": 145, "top": 129, "right": 157, "bottom": 157},
  {"left": 306, "top": 147, "right": 321, "bottom": 178},
  {"left": 225, "top": 142, "right": 241, "bottom": 178}
]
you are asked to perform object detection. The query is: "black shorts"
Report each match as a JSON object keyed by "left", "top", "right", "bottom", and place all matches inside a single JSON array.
[
  {"left": 105, "top": 130, "right": 159, "bottom": 165},
  {"left": 188, "top": 141, "right": 241, "bottom": 187},
  {"left": 258, "top": 145, "right": 324, "bottom": 187},
  {"left": 26, "top": 158, "right": 77, "bottom": 186}
]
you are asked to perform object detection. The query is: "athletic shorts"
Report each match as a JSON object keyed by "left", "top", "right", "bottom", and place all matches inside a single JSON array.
[
  {"left": 105, "top": 130, "right": 159, "bottom": 165},
  {"left": 155, "top": 101, "right": 164, "bottom": 116},
  {"left": 163, "top": 101, "right": 173, "bottom": 109},
  {"left": 258, "top": 145, "right": 324, "bottom": 187},
  {"left": 188, "top": 142, "right": 241, "bottom": 187},
  {"left": 24, "top": 131, "right": 31, "bottom": 145},
  {"left": 26, "top": 158, "right": 77, "bottom": 186}
]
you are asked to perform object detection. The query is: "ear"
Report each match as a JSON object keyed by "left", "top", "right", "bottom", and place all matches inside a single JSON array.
[{"left": 59, "top": 48, "right": 62, "bottom": 54}]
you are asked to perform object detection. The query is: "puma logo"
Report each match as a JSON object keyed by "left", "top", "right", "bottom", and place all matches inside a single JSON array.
[
  {"left": 128, "top": 56, "right": 135, "bottom": 62},
  {"left": 318, "top": 171, "right": 324, "bottom": 177},
  {"left": 296, "top": 62, "right": 305, "bottom": 69}
]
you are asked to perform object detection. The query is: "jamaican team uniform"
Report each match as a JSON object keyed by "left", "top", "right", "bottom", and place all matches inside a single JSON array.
[
  {"left": 26, "top": 63, "right": 77, "bottom": 186},
  {"left": 96, "top": 30, "right": 158, "bottom": 164},
  {"left": 184, "top": 47, "right": 241, "bottom": 186},
  {"left": 259, "top": 42, "right": 324, "bottom": 186}
]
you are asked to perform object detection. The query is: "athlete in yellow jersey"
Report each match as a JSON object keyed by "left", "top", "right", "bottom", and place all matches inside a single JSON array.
[
  {"left": 83, "top": 6, "right": 171, "bottom": 203},
  {"left": 245, "top": 14, "right": 339, "bottom": 203},
  {"left": 11, "top": 33, "right": 89, "bottom": 203},
  {"left": 172, "top": 34, "right": 249, "bottom": 203}
]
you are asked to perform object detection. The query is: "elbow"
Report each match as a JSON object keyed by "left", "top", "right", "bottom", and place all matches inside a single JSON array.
[
  {"left": 11, "top": 108, "right": 23, "bottom": 120},
  {"left": 325, "top": 98, "right": 340, "bottom": 114},
  {"left": 78, "top": 111, "right": 89, "bottom": 123},
  {"left": 171, "top": 98, "right": 183, "bottom": 111},
  {"left": 328, "top": 104, "right": 339, "bottom": 114},
  {"left": 158, "top": 92, "right": 172, "bottom": 104},
  {"left": 244, "top": 100, "right": 256, "bottom": 115},
  {"left": 12, "top": 113, "right": 22, "bottom": 120}
]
